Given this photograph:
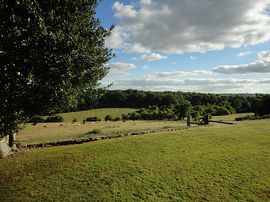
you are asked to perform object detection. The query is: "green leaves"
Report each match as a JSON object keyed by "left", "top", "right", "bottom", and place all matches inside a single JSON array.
[{"left": 0, "top": 0, "right": 112, "bottom": 137}]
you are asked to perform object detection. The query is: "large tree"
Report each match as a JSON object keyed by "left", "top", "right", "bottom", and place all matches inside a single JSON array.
[{"left": 0, "top": 0, "right": 112, "bottom": 139}]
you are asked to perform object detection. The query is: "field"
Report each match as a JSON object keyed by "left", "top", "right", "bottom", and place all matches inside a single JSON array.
[
  {"left": 17, "top": 112, "right": 252, "bottom": 145},
  {"left": 55, "top": 108, "right": 136, "bottom": 122},
  {"left": 212, "top": 113, "right": 254, "bottom": 121},
  {"left": 17, "top": 121, "right": 185, "bottom": 145},
  {"left": 1, "top": 119, "right": 270, "bottom": 201}
]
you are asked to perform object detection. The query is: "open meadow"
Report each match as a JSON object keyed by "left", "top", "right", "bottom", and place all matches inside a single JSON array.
[
  {"left": 17, "top": 120, "right": 185, "bottom": 145},
  {"left": 18, "top": 109, "right": 250, "bottom": 145},
  {"left": 1, "top": 119, "right": 269, "bottom": 201},
  {"left": 55, "top": 108, "right": 137, "bottom": 122}
]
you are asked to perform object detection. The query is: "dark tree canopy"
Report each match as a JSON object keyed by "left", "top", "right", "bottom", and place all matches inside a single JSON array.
[{"left": 0, "top": 0, "right": 112, "bottom": 137}]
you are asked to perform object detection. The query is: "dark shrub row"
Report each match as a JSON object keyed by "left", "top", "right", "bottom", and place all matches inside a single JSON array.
[
  {"left": 29, "top": 115, "right": 63, "bottom": 123},
  {"left": 235, "top": 114, "right": 270, "bottom": 121}
]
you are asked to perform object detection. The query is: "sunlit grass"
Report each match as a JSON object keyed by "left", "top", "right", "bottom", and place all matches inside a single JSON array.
[
  {"left": 1, "top": 120, "right": 270, "bottom": 201},
  {"left": 17, "top": 121, "right": 185, "bottom": 145},
  {"left": 56, "top": 108, "right": 136, "bottom": 122}
]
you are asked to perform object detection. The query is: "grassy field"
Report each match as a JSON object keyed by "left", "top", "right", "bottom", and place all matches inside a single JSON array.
[
  {"left": 17, "top": 121, "right": 185, "bottom": 145},
  {"left": 56, "top": 108, "right": 136, "bottom": 122},
  {"left": 1, "top": 120, "right": 270, "bottom": 201},
  {"left": 212, "top": 113, "right": 254, "bottom": 121},
  {"left": 18, "top": 113, "right": 252, "bottom": 145}
]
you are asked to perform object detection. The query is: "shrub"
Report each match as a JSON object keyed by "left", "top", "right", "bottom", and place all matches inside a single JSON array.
[
  {"left": 45, "top": 115, "right": 64, "bottom": 122},
  {"left": 104, "top": 115, "right": 112, "bottom": 121},
  {"left": 86, "top": 116, "right": 101, "bottom": 122},
  {"left": 113, "top": 117, "right": 121, "bottom": 122},
  {"left": 121, "top": 114, "right": 129, "bottom": 121},
  {"left": 214, "top": 106, "right": 230, "bottom": 116},
  {"left": 235, "top": 117, "right": 244, "bottom": 121},
  {"left": 72, "top": 118, "right": 77, "bottom": 123},
  {"left": 29, "top": 115, "right": 45, "bottom": 123},
  {"left": 262, "top": 114, "right": 270, "bottom": 119}
]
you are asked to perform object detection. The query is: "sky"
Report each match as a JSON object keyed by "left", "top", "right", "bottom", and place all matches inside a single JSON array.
[{"left": 96, "top": 0, "right": 270, "bottom": 93}]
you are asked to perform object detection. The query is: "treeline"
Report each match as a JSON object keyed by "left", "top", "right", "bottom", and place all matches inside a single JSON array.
[
  {"left": 76, "top": 90, "right": 270, "bottom": 116},
  {"left": 42, "top": 89, "right": 269, "bottom": 118}
]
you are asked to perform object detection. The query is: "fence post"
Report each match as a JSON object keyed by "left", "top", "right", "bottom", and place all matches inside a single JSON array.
[
  {"left": 204, "top": 114, "right": 209, "bottom": 125},
  {"left": 187, "top": 116, "right": 191, "bottom": 127}
]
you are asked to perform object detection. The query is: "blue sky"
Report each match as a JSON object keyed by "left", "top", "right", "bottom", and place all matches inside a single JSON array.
[{"left": 96, "top": 0, "right": 270, "bottom": 93}]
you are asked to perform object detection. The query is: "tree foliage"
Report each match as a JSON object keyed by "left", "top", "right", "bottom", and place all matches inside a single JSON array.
[{"left": 0, "top": 0, "right": 112, "bottom": 137}]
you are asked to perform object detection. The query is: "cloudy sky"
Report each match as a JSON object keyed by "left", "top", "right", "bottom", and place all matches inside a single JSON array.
[{"left": 96, "top": 0, "right": 270, "bottom": 93}]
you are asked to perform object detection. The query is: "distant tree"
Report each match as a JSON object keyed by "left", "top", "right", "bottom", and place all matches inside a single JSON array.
[
  {"left": 214, "top": 106, "right": 230, "bottom": 116},
  {"left": 175, "top": 101, "right": 192, "bottom": 119},
  {"left": 254, "top": 95, "right": 270, "bottom": 116},
  {"left": 0, "top": 0, "right": 112, "bottom": 140}
]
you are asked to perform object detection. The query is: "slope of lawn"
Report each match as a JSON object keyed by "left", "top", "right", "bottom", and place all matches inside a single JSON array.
[
  {"left": 1, "top": 120, "right": 270, "bottom": 201},
  {"left": 56, "top": 108, "right": 136, "bottom": 122},
  {"left": 212, "top": 113, "right": 254, "bottom": 121},
  {"left": 17, "top": 121, "right": 185, "bottom": 145}
]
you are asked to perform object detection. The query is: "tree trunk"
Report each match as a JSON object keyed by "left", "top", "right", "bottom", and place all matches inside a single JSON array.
[{"left": 8, "top": 133, "right": 14, "bottom": 147}]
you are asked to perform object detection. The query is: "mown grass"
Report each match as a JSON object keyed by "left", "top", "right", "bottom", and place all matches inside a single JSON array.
[
  {"left": 212, "top": 113, "right": 253, "bottom": 121},
  {"left": 56, "top": 108, "right": 136, "bottom": 122},
  {"left": 1, "top": 120, "right": 270, "bottom": 201},
  {"left": 17, "top": 121, "right": 185, "bottom": 145}
]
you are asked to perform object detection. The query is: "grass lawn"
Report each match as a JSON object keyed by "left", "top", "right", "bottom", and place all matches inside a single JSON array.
[
  {"left": 212, "top": 113, "right": 253, "bottom": 121},
  {"left": 17, "top": 121, "right": 185, "bottom": 145},
  {"left": 56, "top": 108, "right": 136, "bottom": 122},
  {"left": 1, "top": 120, "right": 270, "bottom": 201}
]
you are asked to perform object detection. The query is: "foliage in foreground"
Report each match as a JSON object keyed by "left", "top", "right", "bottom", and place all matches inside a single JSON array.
[
  {"left": 0, "top": 120, "right": 270, "bottom": 201},
  {"left": 0, "top": 0, "right": 112, "bottom": 137}
]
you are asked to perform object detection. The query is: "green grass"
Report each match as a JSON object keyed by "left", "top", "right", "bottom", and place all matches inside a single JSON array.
[
  {"left": 56, "top": 108, "right": 137, "bottom": 122},
  {"left": 1, "top": 120, "right": 270, "bottom": 201},
  {"left": 17, "top": 121, "right": 185, "bottom": 145},
  {"left": 212, "top": 113, "right": 254, "bottom": 121}
]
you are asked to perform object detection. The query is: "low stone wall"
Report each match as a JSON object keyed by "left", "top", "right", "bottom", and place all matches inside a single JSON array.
[{"left": 0, "top": 136, "right": 12, "bottom": 158}]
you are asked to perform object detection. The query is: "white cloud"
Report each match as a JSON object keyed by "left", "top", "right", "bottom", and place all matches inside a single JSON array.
[
  {"left": 112, "top": 0, "right": 270, "bottom": 53},
  {"left": 155, "top": 70, "right": 210, "bottom": 78},
  {"left": 140, "top": 53, "right": 168, "bottom": 61},
  {"left": 109, "top": 77, "right": 270, "bottom": 93},
  {"left": 105, "top": 26, "right": 127, "bottom": 49},
  {"left": 258, "top": 50, "right": 270, "bottom": 62},
  {"left": 109, "top": 62, "right": 136, "bottom": 70},
  {"left": 125, "top": 43, "right": 151, "bottom": 53},
  {"left": 108, "top": 62, "right": 136, "bottom": 76},
  {"left": 140, "top": 0, "right": 151, "bottom": 5},
  {"left": 238, "top": 51, "right": 251, "bottom": 57},
  {"left": 113, "top": 2, "right": 137, "bottom": 19},
  {"left": 212, "top": 50, "right": 270, "bottom": 74},
  {"left": 189, "top": 56, "right": 196, "bottom": 60}
]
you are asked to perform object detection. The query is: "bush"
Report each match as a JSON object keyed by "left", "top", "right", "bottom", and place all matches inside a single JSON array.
[
  {"left": 214, "top": 106, "right": 230, "bottom": 116},
  {"left": 121, "top": 114, "right": 129, "bottom": 121},
  {"left": 72, "top": 118, "right": 77, "bottom": 123},
  {"left": 113, "top": 117, "right": 121, "bottom": 122},
  {"left": 262, "top": 114, "right": 270, "bottom": 119},
  {"left": 29, "top": 115, "right": 45, "bottom": 123},
  {"left": 86, "top": 116, "right": 101, "bottom": 122},
  {"left": 104, "top": 115, "right": 112, "bottom": 121},
  {"left": 235, "top": 117, "right": 245, "bottom": 121},
  {"left": 45, "top": 115, "right": 64, "bottom": 122}
]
